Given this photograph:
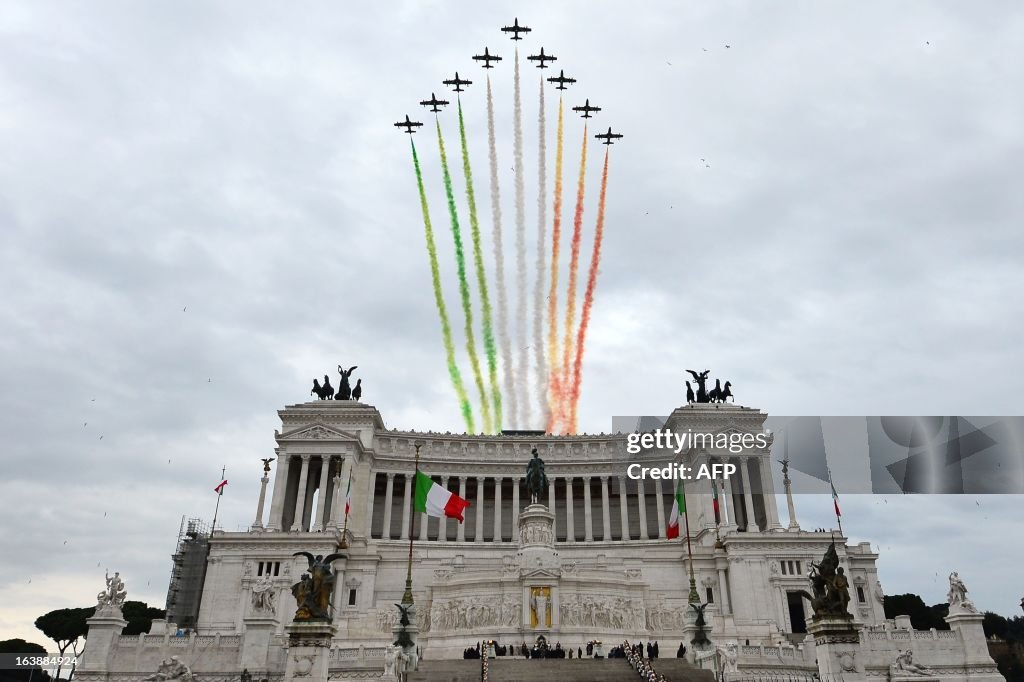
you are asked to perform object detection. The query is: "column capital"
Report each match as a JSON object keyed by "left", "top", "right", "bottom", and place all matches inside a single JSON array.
[
  {"left": 299, "top": 453, "right": 311, "bottom": 461},
  {"left": 386, "top": 471, "right": 396, "bottom": 480},
  {"left": 600, "top": 475, "right": 609, "bottom": 483},
  {"left": 583, "top": 475, "right": 592, "bottom": 482}
]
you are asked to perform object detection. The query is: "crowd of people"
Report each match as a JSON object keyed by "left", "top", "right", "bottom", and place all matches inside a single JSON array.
[{"left": 619, "top": 640, "right": 669, "bottom": 681}]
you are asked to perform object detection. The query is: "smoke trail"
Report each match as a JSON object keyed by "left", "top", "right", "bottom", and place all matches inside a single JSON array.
[
  {"left": 436, "top": 119, "right": 492, "bottom": 434},
  {"left": 513, "top": 47, "right": 530, "bottom": 428},
  {"left": 487, "top": 75, "right": 516, "bottom": 429},
  {"left": 557, "top": 124, "right": 589, "bottom": 433},
  {"left": 568, "top": 148, "right": 611, "bottom": 433},
  {"left": 544, "top": 97, "right": 565, "bottom": 434},
  {"left": 457, "top": 98, "right": 502, "bottom": 433},
  {"left": 410, "top": 138, "right": 474, "bottom": 432},
  {"left": 533, "top": 75, "right": 549, "bottom": 429}
]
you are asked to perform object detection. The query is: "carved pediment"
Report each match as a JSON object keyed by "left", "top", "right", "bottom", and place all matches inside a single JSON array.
[
  {"left": 277, "top": 423, "right": 359, "bottom": 443},
  {"left": 521, "top": 567, "right": 561, "bottom": 579}
]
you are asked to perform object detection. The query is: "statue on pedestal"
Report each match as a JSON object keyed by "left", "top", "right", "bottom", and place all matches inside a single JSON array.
[
  {"left": 97, "top": 571, "right": 127, "bottom": 609},
  {"left": 799, "top": 542, "right": 852, "bottom": 618},
  {"left": 336, "top": 365, "right": 358, "bottom": 400},
  {"left": 290, "top": 552, "right": 345, "bottom": 621},
  {"left": 393, "top": 604, "right": 414, "bottom": 648},
  {"left": 947, "top": 572, "right": 977, "bottom": 613},
  {"left": 525, "top": 449, "right": 548, "bottom": 504},
  {"left": 690, "top": 602, "right": 711, "bottom": 646}
]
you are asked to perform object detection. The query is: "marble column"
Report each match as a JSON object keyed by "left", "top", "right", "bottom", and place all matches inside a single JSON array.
[
  {"left": 380, "top": 473, "right": 395, "bottom": 539},
  {"left": 511, "top": 477, "right": 520, "bottom": 530},
  {"left": 740, "top": 458, "right": 760, "bottom": 532},
  {"left": 493, "top": 477, "right": 503, "bottom": 542},
  {"left": 439, "top": 476, "right": 450, "bottom": 543},
  {"left": 722, "top": 466, "right": 735, "bottom": 527},
  {"left": 400, "top": 474, "right": 412, "bottom": 540},
  {"left": 329, "top": 457, "right": 352, "bottom": 531},
  {"left": 457, "top": 477, "right": 467, "bottom": 542},
  {"left": 290, "top": 455, "right": 311, "bottom": 532},
  {"left": 636, "top": 477, "right": 649, "bottom": 540},
  {"left": 653, "top": 477, "right": 666, "bottom": 539},
  {"left": 475, "top": 477, "right": 485, "bottom": 542},
  {"left": 253, "top": 472, "right": 270, "bottom": 529},
  {"left": 311, "top": 457, "right": 332, "bottom": 532},
  {"left": 266, "top": 455, "right": 291, "bottom": 531},
  {"left": 760, "top": 459, "right": 782, "bottom": 530},
  {"left": 582, "top": 476, "right": 594, "bottom": 542},
  {"left": 565, "top": 477, "right": 576, "bottom": 543},
  {"left": 618, "top": 476, "right": 630, "bottom": 540},
  {"left": 548, "top": 477, "right": 556, "bottom": 525},
  {"left": 600, "top": 476, "right": 611, "bottom": 541},
  {"left": 717, "top": 566, "right": 732, "bottom": 616}
]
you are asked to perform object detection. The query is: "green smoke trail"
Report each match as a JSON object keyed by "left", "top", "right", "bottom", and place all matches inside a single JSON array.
[
  {"left": 457, "top": 99, "right": 502, "bottom": 432},
  {"left": 436, "top": 119, "right": 493, "bottom": 434},
  {"left": 410, "top": 138, "right": 474, "bottom": 432}
]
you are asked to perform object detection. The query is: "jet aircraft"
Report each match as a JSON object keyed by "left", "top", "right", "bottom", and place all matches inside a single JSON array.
[
  {"left": 547, "top": 69, "right": 576, "bottom": 90},
  {"left": 501, "top": 17, "right": 532, "bottom": 40},
  {"left": 419, "top": 93, "right": 449, "bottom": 113},
  {"left": 394, "top": 115, "right": 423, "bottom": 134},
  {"left": 442, "top": 72, "right": 472, "bottom": 92},
  {"left": 572, "top": 99, "right": 601, "bottom": 118},
  {"left": 595, "top": 127, "right": 624, "bottom": 145},
  {"left": 527, "top": 47, "right": 557, "bottom": 68},
  {"left": 472, "top": 47, "right": 502, "bottom": 68}
]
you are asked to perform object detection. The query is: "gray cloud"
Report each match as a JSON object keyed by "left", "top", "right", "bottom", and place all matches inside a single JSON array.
[{"left": 2, "top": 0, "right": 1023, "bottom": 644}]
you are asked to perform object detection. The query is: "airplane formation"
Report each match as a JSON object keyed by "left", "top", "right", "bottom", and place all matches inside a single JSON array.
[{"left": 395, "top": 18, "right": 623, "bottom": 146}]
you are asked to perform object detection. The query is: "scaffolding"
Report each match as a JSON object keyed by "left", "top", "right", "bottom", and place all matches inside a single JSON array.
[{"left": 165, "top": 516, "right": 210, "bottom": 630}]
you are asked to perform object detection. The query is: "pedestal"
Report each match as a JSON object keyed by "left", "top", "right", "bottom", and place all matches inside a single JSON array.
[
  {"left": 285, "top": 621, "right": 335, "bottom": 682},
  {"left": 946, "top": 608, "right": 1004, "bottom": 678},
  {"left": 77, "top": 607, "right": 127, "bottom": 674},
  {"left": 242, "top": 615, "right": 279, "bottom": 674},
  {"left": 683, "top": 606, "right": 713, "bottom": 664},
  {"left": 391, "top": 604, "right": 420, "bottom": 677},
  {"left": 518, "top": 504, "right": 559, "bottom": 631},
  {"left": 806, "top": 615, "right": 860, "bottom": 680}
]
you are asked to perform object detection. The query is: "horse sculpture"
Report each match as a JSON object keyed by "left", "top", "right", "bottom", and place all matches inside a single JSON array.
[
  {"left": 336, "top": 365, "right": 357, "bottom": 400},
  {"left": 311, "top": 375, "right": 334, "bottom": 400}
]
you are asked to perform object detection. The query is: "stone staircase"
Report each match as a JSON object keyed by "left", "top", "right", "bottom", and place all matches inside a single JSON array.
[{"left": 408, "top": 657, "right": 716, "bottom": 682}]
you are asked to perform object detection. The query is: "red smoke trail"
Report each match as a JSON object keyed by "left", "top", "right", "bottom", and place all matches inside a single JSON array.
[
  {"left": 567, "top": 148, "right": 610, "bottom": 434},
  {"left": 544, "top": 98, "right": 565, "bottom": 434},
  {"left": 556, "top": 123, "right": 588, "bottom": 433}
]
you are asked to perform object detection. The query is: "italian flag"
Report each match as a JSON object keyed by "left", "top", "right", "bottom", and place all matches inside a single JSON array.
[
  {"left": 711, "top": 480, "right": 720, "bottom": 525},
  {"left": 413, "top": 471, "right": 470, "bottom": 521},
  {"left": 343, "top": 474, "right": 353, "bottom": 518},
  {"left": 829, "top": 469, "right": 841, "bottom": 517},
  {"left": 666, "top": 483, "right": 687, "bottom": 539}
]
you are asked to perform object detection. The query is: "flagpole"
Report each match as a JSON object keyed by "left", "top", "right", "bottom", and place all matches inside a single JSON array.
[
  {"left": 682, "top": 480, "right": 699, "bottom": 604},
  {"left": 712, "top": 479, "right": 723, "bottom": 549},
  {"left": 828, "top": 467, "right": 843, "bottom": 536},
  {"left": 211, "top": 465, "right": 226, "bottom": 532},
  {"left": 401, "top": 443, "right": 422, "bottom": 606},
  {"left": 340, "top": 470, "right": 351, "bottom": 549}
]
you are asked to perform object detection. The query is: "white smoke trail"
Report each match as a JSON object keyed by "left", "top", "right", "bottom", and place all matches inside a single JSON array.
[
  {"left": 487, "top": 75, "right": 516, "bottom": 429},
  {"left": 533, "top": 75, "right": 549, "bottom": 429},
  {"left": 514, "top": 47, "right": 531, "bottom": 428}
]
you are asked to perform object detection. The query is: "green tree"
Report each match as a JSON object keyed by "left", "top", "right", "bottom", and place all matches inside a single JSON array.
[
  {"left": 882, "top": 593, "right": 950, "bottom": 630},
  {"left": 120, "top": 601, "right": 166, "bottom": 636},
  {"left": 0, "top": 639, "right": 51, "bottom": 682},
  {"left": 34, "top": 608, "right": 93, "bottom": 680}
]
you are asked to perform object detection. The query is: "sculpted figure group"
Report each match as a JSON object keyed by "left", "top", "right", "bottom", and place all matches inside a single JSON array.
[
  {"left": 798, "top": 542, "right": 852, "bottom": 618},
  {"left": 947, "top": 571, "right": 977, "bottom": 613},
  {"left": 685, "top": 369, "right": 734, "bottom": 404},
  {"left": 291, "top": 551, "right": 345, "bottom": 621},
  {"left": 250, "top": 575, "right": 276, "bottom": 614},
  {"left": 311, "top": 365, "right": 363, "bottom": 401},
  {"left": 97, "top": 571, "right": 127, "bottom": 609},
  {"left": 561, "top": 595, "right": 645, "bottom": 630},
  {"left": 425, "top": 596, "right": 522, "bottom": 632}
]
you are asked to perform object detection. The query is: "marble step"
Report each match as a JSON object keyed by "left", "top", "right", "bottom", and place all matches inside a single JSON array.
[{"left": 408, "top": 657, "right": 716, "bottom": 682}]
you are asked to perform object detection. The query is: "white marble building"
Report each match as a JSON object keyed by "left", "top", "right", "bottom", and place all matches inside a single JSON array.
[
  {"left": 192, "top": 399, "right": 887, "bottom": 657},
  {"left": 76, "top": 398, "right": 1008, "bottom": 681}
]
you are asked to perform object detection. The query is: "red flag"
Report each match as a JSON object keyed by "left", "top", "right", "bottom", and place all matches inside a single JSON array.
[{"left": 214, "top": 479, "right": 228, "bottom": 494}]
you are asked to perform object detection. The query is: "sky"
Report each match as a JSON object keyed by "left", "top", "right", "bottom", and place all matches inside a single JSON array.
[{"left": 2, "top": 0, "right": 1024, "bottom": 646}]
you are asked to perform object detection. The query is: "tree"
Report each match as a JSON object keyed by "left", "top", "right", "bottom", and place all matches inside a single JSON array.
[
  {"left": 121, "top": 601, "right": 166, "bottom": 636},
  {"left": 0, "top": 639, "right": 52, "bottom": 682},
  {"left": 882, "top": 593, "right": 950, "bottom": 631},
  {"left": 34, "top": 608, "right": 93, "bottom": 680}
]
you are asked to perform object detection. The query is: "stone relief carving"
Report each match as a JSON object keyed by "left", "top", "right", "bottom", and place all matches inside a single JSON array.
[
  {"left": 645, "top": 603, "right": 692, "bottom": 631},
  {"left": 425, "top": 595, "right": 521, "bottom": 632},
  {"left": 250, "top": 576, "right": 276, "bottom": 614},
  {"left": 562, "top": 560, "right": 579, "bottom": 576},
  {"left": 519, "top": 522, "right": 554, "bottom": 546},
  {"left": 559, "top": 594, "right": 644, "bottom": 630},
  {"left": 624, "top": 568, "right": 642, "bottom": 580}
]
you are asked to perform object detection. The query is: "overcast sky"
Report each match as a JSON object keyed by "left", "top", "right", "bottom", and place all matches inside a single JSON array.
[{"left": 2, "top": 1, "right": 1023, "bottom": 646}]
